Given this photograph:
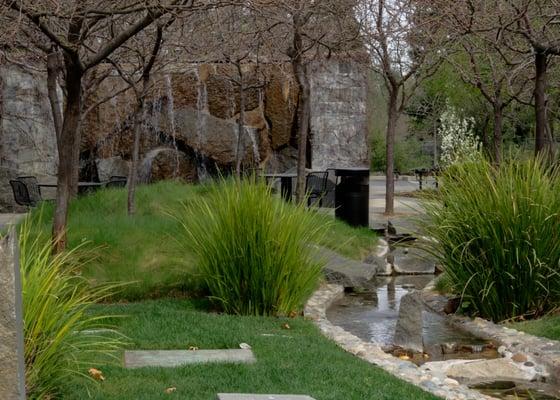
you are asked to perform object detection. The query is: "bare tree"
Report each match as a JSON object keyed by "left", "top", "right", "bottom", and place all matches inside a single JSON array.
[
  {"left": 435, "top": 1, "right": 532, "bottom": 164},
  {"left": 2, "top": 0, "right": 192, "bottom": 251},
  {"left": 255, "top": 0, "right": 361, "bottom": 202},
  {"left": 358, "top": 0, "right": 442, "bottom": 215},
  {"left": 109, "top": 22, "right": 170, "bottom": 215}
]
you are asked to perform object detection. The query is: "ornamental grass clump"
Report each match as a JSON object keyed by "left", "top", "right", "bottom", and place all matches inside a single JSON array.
[
  {"left": 423, "top": 157, "right": 560, "bottom": 321},
  {"left": 176, "top": 178, "right": 328, "bottom": 316},
  {"left": 19, "top": 216, "right": 123, "bottom": 399}
]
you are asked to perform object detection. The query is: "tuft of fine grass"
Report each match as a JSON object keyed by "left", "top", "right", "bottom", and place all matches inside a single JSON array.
[
  {"left": 27, "top": 180, "right": 377, "bottom": 300},
  {"left": 19, "top": 216, "right": 124, "bottom": 399},
  {"left": 422, "top": 157, "right": 560, "bottom": 321},
  {"left": 176, "top": 177, "right": 328, "bottom": 316}
]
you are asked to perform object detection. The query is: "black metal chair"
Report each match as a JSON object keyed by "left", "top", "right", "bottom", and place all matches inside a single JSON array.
[
  {"left": 16, "top": 176, "right": 42, "bottom": 204},
  {"left": 105, "top": 175, "right": 127, "bottom": 188},
  {"left": 306, "top": 171, "right": 329, "bottom": 207},
  {"left": 10, "top": 180, "right": 36, "bottom": 207}
]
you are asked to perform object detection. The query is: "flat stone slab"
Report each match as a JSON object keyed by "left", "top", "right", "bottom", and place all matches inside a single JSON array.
[
  {"left": 314, "top": 246, "right": 377, "bottom": 289},
  {"left": 218, "top": 395, "right": 315, "bottom": 400},
  {"left": 124, "top": 349, "right": 256, "bottom": 368}
]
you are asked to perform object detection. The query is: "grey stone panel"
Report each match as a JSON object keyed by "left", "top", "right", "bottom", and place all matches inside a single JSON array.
[{"left": 124, "top": 349, "right": 256, "bottom": 368}]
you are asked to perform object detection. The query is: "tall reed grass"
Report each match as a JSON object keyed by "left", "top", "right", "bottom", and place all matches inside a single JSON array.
[
  {"left": 19, "top": 217, "right": 123, "bottom": 398},
  {"left": 176, "top": 178, "right": 328, "bottom": 316},
  {"left": 423, "top": 157, "right": 560, "bottom": 321}
]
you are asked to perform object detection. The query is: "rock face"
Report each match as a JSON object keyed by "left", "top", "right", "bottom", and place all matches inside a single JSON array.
[
  {"left": 96, "top": 156, "right": 130, "bottom": 182},
  {"left": 138, "top": 148, "right": 198, "bottom": 183},
  {"left": 0, "top": 60, "right": 369, "bottom": 202},
  {"left": 0, "top": 65, "right": 58, "bottom": 211}
]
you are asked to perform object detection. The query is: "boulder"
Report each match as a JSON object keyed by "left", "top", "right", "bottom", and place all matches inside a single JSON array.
[
  {"left": 138, "top": 148, "right": 198, "bottom": 183},
  {"left": 314, "top": 246, "right": 377, "bottom": 289},
  {"left": 96, "top": 156, "right": 130, "bottom": 182},
  {"left": 421, "top": 358, "right": 543, "bottom": 384},
  {"left": 393, "top": 291, "right": 424, "bottom": 353}
]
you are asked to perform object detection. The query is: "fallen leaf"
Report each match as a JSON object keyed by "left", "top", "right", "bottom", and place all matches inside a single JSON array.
[
  {"left": 288, "top": 311, "right": 298, "bottom": 318},
  {"left": 88, "top": 368, "right": 105, "bottom": 381},
  {"left": 281, "top": 323, "right": 291, "bottom": 330},
  {"left": 398, "top": 355, "right": 410, "bottom": 361},
  {"left": 188, "top": 346, "right": 199, "bottom": 351},
  {"left": 164, "top": 387, "right": 177, "bottom": 394}
]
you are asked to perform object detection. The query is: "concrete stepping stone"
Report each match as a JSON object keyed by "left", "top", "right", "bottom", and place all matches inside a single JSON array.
[
  {"left": 217, "top": 395, "right": 315, "bottom": 400},
  {"left": 124, "top": 349, "right": 255, "bottom": 368}
]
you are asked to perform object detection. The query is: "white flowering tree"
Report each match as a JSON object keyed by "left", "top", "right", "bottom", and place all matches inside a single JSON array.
[{"left": 439, "top": 103, "right": 480, "bottom": 167}]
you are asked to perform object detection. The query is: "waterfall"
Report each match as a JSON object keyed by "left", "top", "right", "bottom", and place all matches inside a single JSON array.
[
  {"left": 195, "top": 69, "right": 208, "bottom": 147},
  {"left": 246, "top": 128, "right": 261, "bottom": 165},
  {"left": 164, "top": 74, "right": 180, "bottom": 178}
]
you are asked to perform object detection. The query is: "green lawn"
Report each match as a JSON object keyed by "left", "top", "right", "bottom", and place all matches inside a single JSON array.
[
  {"left": 29, "top": 181, "right": 377, "bottom": 300},
  {"left": 61, "top": 299, "right": 438, "bottom": 400},
  {"left": 508, "top": 315, "right": 560, "bottom": 341}
]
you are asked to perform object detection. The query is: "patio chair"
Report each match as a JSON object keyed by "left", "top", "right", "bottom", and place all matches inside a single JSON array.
[
  {"left": 16, "top": 176, "right": 42, "bottom": 204},
  {"left": 10, "top": 179, "right": 36, "bottom": 207},
  {"left": 306, "top": 171, "right": 328, "bottom": 207},
  {"left": 105, "top": 175, "right": 127, "bottom": 188}
]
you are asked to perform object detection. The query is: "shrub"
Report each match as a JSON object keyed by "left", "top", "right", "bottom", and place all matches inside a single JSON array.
[
  {"left": 438, "top": 103, "right": 480, "bottom": 167},
  {"left": 19, "top": 216, "right": 123, "bottom": 399},
  {"left": 423, "top": 157, "right": 560, "bottom": 321},
  {"left": 176, "top": 178, "right": 328, "bottom": 316}
]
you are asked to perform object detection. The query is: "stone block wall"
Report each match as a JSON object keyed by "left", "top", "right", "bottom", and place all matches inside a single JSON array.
[
  {"left": 309, "top": 60, "right": 369, "bottom": 170},
  {"left": 0, "top": 65, "right": 58, "bottom": 211}
]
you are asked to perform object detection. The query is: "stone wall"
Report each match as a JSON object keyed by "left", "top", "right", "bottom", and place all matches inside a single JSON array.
[
  {"left": 309, "top": 60, "right": 369, "bottom": 170},
  {"left": 0, "top": 60, "right": 369, "bottom": 204},
  {"left": 0, "top": 65, "right": 58, "bottom": 211}
]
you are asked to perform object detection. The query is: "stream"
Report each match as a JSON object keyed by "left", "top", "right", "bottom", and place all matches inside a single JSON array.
[{"left": 326, "top": 275, "right": 560, "bottom": 400}]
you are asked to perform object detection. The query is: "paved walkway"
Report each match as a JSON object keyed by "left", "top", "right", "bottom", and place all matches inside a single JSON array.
[{"left": 369, "top": 176, "right": 430, "bottom": 233}]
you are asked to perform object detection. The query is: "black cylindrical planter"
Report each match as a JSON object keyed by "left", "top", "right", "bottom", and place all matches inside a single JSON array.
[{"left": 334, "top": 168, "right": 369, "bottom": 227}]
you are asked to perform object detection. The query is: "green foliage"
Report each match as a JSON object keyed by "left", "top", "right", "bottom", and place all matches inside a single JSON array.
[
  {"left": 28, "top": 181, "right": 376, "bottom": 300},
  {"left": 60, "top": 298, "right": 439, "bottom": 400},
  {"left": 509, "top": 314, "right": 560, "bottom": 341},
  {"left": 422, "top": 157, "right": 560, "bottom": 321},
  {"left": 176, "top": 178, "right": 328, "bottom": 316},
  {"left": 19, "top": 216, "right": 123, "bottom": 399},
  {"left": 370, "top": 131, "right": 432, "bottom": 173}
]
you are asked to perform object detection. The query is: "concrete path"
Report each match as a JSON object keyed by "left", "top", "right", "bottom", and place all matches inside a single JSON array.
[
  {"left": 0, "top": 214, "right": 26, "bottom": 231},
  {"left": 369, "top": 176, "right": 427, "bottom": 234}
]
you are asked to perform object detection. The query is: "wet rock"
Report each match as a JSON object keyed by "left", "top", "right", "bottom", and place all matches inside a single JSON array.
[
  {"left": 512, "top": 353, "right": 528, "bottom": 363},
  {"left": 393, "top": 291, "right": 424, "bottom": 353},
  {"left": 96, "top": 156, "right": 130, "bottom": 182},
  {"left": 422, "top": 358, "right": 542, "bottom": 383},
  {"left": 138, "top": 148, "right": 198, "bottom": 183},
  {"left": 444, "top": 297, "right": 461, "bottom": 314},
  {"left": 315, "top": 246, "right": 377, "bottom": 289},
  {"left": 391, "top": 247, "right": 436, "bottom": 275}
]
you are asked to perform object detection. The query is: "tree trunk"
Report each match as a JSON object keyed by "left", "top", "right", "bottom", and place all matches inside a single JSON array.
[
  {"left": 46, "top": 49, "right": 63, "bottom": 139},
  {"left": 534, "top": 51, "right": 548, "bottom": 156},
  {"left": 385, "top": 89, "right": 398, "bottom": 215},
  {"left": 492, "top": 103, "right": 503, "bottom": 165},
  {"left": 294, "top": 63, "right": 310, "bottom": 203},
  {"left": 52, "top": 64, "right": 82, "bottom": 253},
  {"left": 127, "top": 97, "right": 144, "bottom": 216},
  {"left": 235, "top": 62, "right": 245, "bottom": 177}
]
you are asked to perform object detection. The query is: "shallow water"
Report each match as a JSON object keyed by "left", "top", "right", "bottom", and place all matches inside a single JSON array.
[{"left": 326, "top": 275, "right": 485, "bottom": 349}]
